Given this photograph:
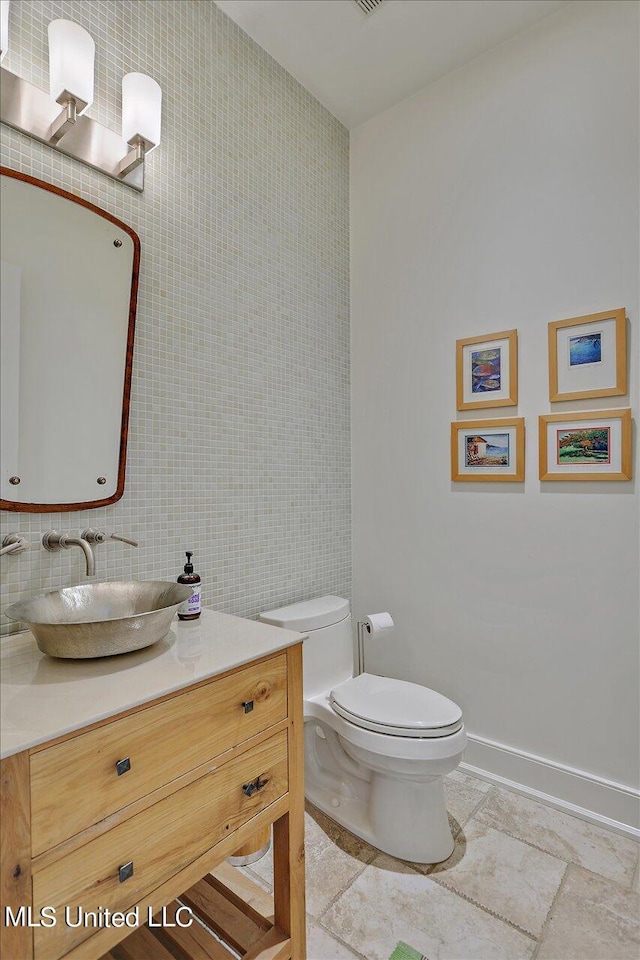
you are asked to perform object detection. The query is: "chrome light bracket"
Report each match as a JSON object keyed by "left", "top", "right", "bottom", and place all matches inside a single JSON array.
[
  {"left": 48, "top": 96, "right": 77, "bottom": 144},
  {"left": 0, "top": 66, "right": 144, "bottom": 191},
  {"left": 118, "top": 136, "right": 146, "bottom": 178}
]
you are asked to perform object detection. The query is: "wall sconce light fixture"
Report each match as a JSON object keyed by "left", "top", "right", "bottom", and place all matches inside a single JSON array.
[
  {"left": 47, "top": 19, "right": 95, "bottom": 142},
  {"left": 0, "top": 4, "right": 162, "bottom": 191},
  {"left": 119, "top": 72, "right": 163, "bottom": 176}
]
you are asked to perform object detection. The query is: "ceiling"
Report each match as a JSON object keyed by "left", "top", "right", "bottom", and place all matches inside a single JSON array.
[{"left": 215, "top": 0, "right": 570, "bottom": 128}]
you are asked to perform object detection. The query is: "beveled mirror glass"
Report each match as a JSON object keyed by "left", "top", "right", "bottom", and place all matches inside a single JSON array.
[{"left": 0, "top": 168, "right": 139, "bottom": 511}]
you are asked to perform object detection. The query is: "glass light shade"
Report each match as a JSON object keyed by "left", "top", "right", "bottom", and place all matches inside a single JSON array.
[
  {"left": 122, "top": 73, "right": 162, "bottom": 152},
  {"left": 48, "top": 19, "right": 95, "bottom": 113},
  {"left": 0, "top": 1, "right": 10, "bottom": 63}
]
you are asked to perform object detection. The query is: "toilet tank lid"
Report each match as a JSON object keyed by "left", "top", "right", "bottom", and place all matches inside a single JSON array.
[{"left": 259, "top": 595, "right": 350, "bottom": 631}]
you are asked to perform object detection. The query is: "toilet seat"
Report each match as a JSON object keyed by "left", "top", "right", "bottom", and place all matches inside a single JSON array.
[{"left": 329, "top": 673, "right": 463, "bottom": 738}]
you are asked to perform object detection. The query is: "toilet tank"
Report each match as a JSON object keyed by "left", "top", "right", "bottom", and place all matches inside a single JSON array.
[{"left": 259, "top": 596, "right": 353, "bottom": 699}]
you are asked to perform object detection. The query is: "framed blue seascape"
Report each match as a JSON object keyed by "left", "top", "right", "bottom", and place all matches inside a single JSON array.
[{"left": 548, "top": 309, "right": 627, "bottom": 402}]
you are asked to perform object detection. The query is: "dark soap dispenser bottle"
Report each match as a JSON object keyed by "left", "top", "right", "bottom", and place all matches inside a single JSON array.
[{"left": 177, "top": 551, "right": 201, "bottom": 620}]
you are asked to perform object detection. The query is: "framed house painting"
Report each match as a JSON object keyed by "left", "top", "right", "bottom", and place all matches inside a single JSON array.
[
  {"left": 456, "top": 329, "right": 518, "bottom": 410},
  {"left": 539, "top": 408, "right": 632, "bottom": 481},
  {"left": 548, "top": 308, "right": 627, "bottom": 402},
  {"left": 451, "top": 417, "right": 525, "bottom": 482}
]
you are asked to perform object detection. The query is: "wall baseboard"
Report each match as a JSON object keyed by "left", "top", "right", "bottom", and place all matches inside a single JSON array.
[{"left": 462, "top": 733, "right": 640, "bottom": 840}]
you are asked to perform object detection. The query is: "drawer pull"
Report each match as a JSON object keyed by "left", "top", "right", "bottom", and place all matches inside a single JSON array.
[
  {"left": 242, "top": 700, "right": 254, "bottom": 714},
  {"left": 115, "top": 757, "right": 131, "bottom": 776},
  {"left": 118, "top": 860, "right": 134, "bottom": 883},
  {"left": 242, "top": 774, "right": 269, "bottom": 797}
]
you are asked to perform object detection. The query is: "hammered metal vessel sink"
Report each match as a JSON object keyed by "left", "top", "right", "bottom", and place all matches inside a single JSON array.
[{"left": 4, "top": 581, "right": 193, "bottom": 659}]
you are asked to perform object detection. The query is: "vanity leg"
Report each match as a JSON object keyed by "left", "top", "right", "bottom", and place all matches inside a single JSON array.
[
  {"left": 273, "top": 643, "right": 306, "bottom": 959},
  {"left": 1, "top": 751, "right": 33, "bottom": 960}
]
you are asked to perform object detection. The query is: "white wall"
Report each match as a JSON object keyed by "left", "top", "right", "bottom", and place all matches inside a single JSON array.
[{"left": 351, "top": 0, "right": 639, "bottom": 829}]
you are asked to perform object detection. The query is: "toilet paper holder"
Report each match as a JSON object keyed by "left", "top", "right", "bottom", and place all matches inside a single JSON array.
[
  {"left": 355, "top": 612, "right": 394, "bottom": 676},
  {"left": 355, "top": 620, "right": 368, "bottom": 676}
]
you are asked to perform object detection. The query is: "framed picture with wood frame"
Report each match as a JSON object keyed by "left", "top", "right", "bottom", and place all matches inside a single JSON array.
[
  {"left": 539, "top": 408, "right": 632, "bottom": 481},
  {"left": 451, "top": 417, "right": 525, "bottom": 482},
  {"left": 456, "top": 329, "right": 518, "bottom": 410},
  {"left": 548, "top": 308, "right": 627, "bottom": 402}
]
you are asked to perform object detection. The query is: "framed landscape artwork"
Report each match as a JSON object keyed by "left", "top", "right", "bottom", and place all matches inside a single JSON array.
[
  {"left": 548, "top": 308, "right": 627, "bottom": 402},
  {"left": 539, "top": 408, "right": 632, "bottom": 481},
  {"left": 451, "top": 417, "right": 525, "bottom": 482},
  {"left": 456, "top": 329, "right": 518, "bottom": 410}
]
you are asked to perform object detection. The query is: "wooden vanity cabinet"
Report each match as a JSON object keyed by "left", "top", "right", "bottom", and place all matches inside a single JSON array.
[{"left": 1, "top": 643, "right": 306, "bottom": 960}]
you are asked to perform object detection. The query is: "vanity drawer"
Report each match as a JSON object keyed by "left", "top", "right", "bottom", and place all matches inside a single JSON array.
[
  {"left": 30, "top": 654, "right": 287, "bottom": 855},
  {"left": 32, "top": 729, "right": 288, "bottom": 960}
]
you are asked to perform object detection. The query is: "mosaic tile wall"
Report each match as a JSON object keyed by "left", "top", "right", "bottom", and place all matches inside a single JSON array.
[{"left": 0, "top": 0, "right": 350, "bottom": 634}]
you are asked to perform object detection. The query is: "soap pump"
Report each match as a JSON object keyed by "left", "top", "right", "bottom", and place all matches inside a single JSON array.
[{"left": 177, "top": 551, "right": 201, "bottom": 620}]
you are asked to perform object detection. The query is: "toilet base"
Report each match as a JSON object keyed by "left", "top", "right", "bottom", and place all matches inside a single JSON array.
[
  {"left": 370, "top": 772, "right": 454, "bottom": 863},
  {"left": 305, "top": 716, "right": 457, "bottom": 864},
  {"left": 306, "top": 774, "right": 454, "bottom": 864}
]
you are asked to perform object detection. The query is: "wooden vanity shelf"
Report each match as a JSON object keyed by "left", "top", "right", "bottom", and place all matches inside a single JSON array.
[
  {"left": 1, "top": 630, "right": 306, "bottom": 960},
  {"left": 103, "top": 864, "right": 288, "bottom": 960}
]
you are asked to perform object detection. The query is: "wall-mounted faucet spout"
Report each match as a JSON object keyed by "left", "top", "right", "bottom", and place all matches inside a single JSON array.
[{"left": 42, "top": 531, "right": 96, "bottom": 577}]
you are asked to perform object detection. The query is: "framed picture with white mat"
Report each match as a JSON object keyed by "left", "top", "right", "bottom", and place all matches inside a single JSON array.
[{"left": 548, "top": 308, "right": 627, "bottom": 402}]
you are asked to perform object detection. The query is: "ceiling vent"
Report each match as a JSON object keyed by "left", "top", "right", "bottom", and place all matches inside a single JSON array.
[{"left": 353, "top": 0, "right": 385, "bottom": 15}]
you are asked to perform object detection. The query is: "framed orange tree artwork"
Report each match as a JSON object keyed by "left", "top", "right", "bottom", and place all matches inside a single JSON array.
[{"left": 539, "top": 408, "right": 632, "bottom": 481}]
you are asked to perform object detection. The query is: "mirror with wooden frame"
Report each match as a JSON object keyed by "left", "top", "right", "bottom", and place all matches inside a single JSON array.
[{"left": 0, "top": 168, "right": 139, "bottom": 511}]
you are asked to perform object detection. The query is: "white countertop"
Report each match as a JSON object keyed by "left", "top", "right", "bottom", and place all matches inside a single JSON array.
[{"left": 0, "top": 609, "right": 305, "bottom": 759}]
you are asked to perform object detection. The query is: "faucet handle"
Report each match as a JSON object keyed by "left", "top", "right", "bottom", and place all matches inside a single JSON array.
[
  {"left": 42, "top": 530, "right": 63, "bottom": 551},
  {"left": 81, "top": 528, "right": 138, "bottom": 548},
  {"left": 81, "top": 527, "right": 107, "bottom": 544},
  {"left": 1, "top": 534, "right": 31, "bottom": 556},
  {"left": 110, "top": 533, "right": 139, "bottom": 548}
]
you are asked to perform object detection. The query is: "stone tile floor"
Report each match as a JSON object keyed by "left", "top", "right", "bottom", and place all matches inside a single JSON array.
[{"left": 240, "top": 769, "right": 640, "bottom": 960}]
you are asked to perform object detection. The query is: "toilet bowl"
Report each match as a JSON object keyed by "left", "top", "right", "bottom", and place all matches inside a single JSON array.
[{"left": 259, "top": 596, "right": 466, "bottom": 864}]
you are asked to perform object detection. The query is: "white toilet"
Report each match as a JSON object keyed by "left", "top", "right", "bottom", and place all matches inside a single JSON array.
[{"left": 259, "top": 595, "right": 466, "bottom": 864}]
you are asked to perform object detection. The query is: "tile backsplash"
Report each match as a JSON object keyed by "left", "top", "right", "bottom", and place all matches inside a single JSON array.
[{"left": 1, "top": 0, "right": 350, "bottom": 633}]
